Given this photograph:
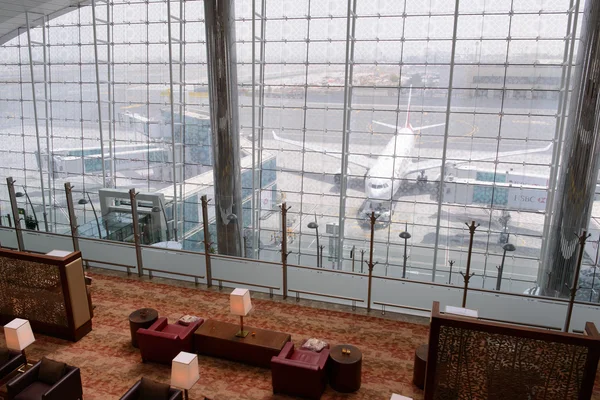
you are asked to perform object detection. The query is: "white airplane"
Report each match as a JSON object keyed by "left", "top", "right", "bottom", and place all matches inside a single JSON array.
[{"left": 272, "top": 87, "right": 552, "bottom": 211}]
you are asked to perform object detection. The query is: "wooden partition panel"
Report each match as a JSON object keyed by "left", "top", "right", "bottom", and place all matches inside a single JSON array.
[
  {"left": 0, "top": 248, "right": 92, "bottom": 341},
  {"left": 425, "top": 302, "right": 600, "bottom": 400}
]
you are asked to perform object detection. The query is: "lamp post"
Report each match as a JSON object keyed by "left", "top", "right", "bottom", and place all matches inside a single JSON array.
[
  {"left": 307, "top": 221, "right": 320, "bottom": 268},
  {"left": 15, "top": 189, "right": 38, "bottom": 231},
  {"left": 496, "top": 242, "right": 516, "bottom": 291},
  {"left": 152, "top": 198, "right": 170, "bottom": 242},
  {"left": 399, "top": 223, "right": 411, "bottom": 279},
  {"left": 78, "top": 193, "right": 103, "bottom": 240}
]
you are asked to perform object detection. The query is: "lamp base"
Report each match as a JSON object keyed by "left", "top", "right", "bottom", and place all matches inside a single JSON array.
[{"left": 235, "top": 330, "right": 249, "bottom": 338}]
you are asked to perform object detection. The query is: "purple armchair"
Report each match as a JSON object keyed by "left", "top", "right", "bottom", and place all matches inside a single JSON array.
[
  {"left": 137, "top": 317, "right": 203, "bottom": 365},
  {"left": 0, "top": 350, "right": 26, "bottom": 380},
  {"left": 7, "top": 361, "right": 82, "bottom": 400},
  {"left": 271, "top": 342, "right": 330, "bottom": 399}
]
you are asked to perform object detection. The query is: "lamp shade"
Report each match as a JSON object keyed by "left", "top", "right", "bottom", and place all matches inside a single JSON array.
[
  {"left": 171, "top": 351, "right": 199, "bottom": 390},
  {"left": 230, "top": 288, "right": 252, "bottom": 317},
  {"left": 5, "top": 318, "right": 35, "bottom": 351}
]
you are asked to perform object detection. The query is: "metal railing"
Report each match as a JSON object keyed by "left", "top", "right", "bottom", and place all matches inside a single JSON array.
[{"left": 1, "top": 204, "right": 600, "bottom": 333}]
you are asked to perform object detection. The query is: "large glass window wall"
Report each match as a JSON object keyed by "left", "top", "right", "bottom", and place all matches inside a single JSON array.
[{"left": 0, "top": 0, "right": 590, "bottom": 299}]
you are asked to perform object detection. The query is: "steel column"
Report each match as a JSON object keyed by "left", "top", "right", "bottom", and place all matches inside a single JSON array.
[
  {"left": 203, "top": 0, "right": 244, "bottom": 256},
  {"left": 431, "top": 0, "right": 462, "bottom": 282},
  {"left": 25, "top": 12, "right": 49, "bottom": 232},
  {"left": 90, "top": 0, "right": 108, "bottom": 188},
  {"left": 6, "top": 177, "right": 24, "bottom": 251},
  {"left": 64, "top": 183, "right": 80, "bottom": 252},
  {"left": 129, "top": 189, "right": 144, "bottom": 277},
  {"left": 542, "top": 0, "right": 600, "bottom": 297},
  {"left": 201, "top": 195, "right": 213, "bottom": 288},
  {"left": 337, "top": 0, "right": 358, "bottom": 270}
]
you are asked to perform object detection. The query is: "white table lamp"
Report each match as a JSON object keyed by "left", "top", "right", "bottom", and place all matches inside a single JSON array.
[
  {"left": 5, "top": 318, "right": 35, "bottom": 354},
  {"left": 230, "top": 288, "right": 252, "bottom": 338},
  {"left": 171, "top": 351, "right": 199, "bottom": 400}
]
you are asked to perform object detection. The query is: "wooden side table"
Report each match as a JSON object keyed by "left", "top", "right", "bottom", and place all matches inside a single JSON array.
[
  {"left": 129, "top": 308, "right": 158, "bottom": 348},
  {"left": 413, "top": 344, "right": 428, "bottom": 389},
  {"left": 329, "top": 344, "right": 362, "bottom": 393}
]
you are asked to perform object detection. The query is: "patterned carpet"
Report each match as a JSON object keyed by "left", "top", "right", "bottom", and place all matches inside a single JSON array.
[
  {"left": 1, "top": 272, "right": 599, "bottom": 399},
  {"left": 0, "top": 272, "right": 430, "bottom": 399}
]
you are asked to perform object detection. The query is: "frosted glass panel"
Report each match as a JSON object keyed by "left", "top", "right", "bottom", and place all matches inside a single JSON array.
[{"left": 22, "top": 231, "right": 73, "bottom": 254}]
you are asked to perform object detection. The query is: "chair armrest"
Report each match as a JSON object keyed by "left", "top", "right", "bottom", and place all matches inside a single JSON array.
[
  {"left": 137, "top": 329, "right": 179, "bottom": 341},
  {"left": 177, "top": 319, "right": 204, "bottom": 340},
  {"left": 119, "top": 380, "right": 142, "bottom": 400},
  {"left": 317, "top": 349, "right": 330, "bottom": 370},
  {"left": 43, "top": 367, "right": 82, "bottom": 400},
  {"left": 169, "top": 388, "right": 184, "bottom": 400},
  {"left": 0, "top": 353, "right": 26, "bottom": 379},
  {"left": 271, "top": 357, "right": 319, "bottom": 371},
  {"left": 146, "top": 317, "right": 168, "bottom": 332},
  {"left": 277, "top": 342, "right": 295, "bottom": 359},
  {"left": 7, "top": 362, "right": 40, "bottom": 397}
]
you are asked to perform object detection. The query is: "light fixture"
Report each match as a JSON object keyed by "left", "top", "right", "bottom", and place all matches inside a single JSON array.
[
  {"left": 307, "top": 221, "right": 321, "bottom": 268},
  {"left": 78, "top": 198, "right": 88, "bottom": 205},
  {"left": 230, "top": 288, "right": 253, "bottom": 338},
  {"left": 171, "top": 351, "right": 199, "bottom": 400},
  {"left": 5, "top": 318, "right": 35, "bottom": 357}
]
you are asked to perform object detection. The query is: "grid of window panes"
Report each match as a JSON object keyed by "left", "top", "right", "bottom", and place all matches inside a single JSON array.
[{"left": 0, "top": 0, "right": 583, "bottom": 295}]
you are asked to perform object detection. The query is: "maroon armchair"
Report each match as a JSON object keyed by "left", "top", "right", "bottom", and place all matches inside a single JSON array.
[
  {"left": 271, "top": 342, "right": 330, "bottom": 400},
  {"left": 7, "top": 360, "right": 82, "bottom": 400},
  {"left": 137, "top": 317, "right": 203, "bottom": 365}
]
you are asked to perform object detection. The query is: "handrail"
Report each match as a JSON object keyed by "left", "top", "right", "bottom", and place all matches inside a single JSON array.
[
  {"left": 289, "top": 263, "right": 366, "bottom": 278},
  {"left": 215, "top": 277, "right": 280, "bottom": 291},
  {"left": 289, "top": 289, "right": 364, "bottom": 303},
  {"left": 145, "top": 267, "right": 204, "bottom": 280},
  {"left": 373, "top": 301, "right": 431, "bottom": 314},
  {"left": 83, "top": 258, "right": 134, "bottom": 270}
]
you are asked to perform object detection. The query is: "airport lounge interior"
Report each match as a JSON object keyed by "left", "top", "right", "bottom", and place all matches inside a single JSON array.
[{"left": 1, "top": 0, "right": 600, "bottom": 399}]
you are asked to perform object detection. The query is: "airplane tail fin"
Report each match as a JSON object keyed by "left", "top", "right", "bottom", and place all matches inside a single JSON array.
[{"left": 405, "top": 85, "right": 412, "bottom": 129}]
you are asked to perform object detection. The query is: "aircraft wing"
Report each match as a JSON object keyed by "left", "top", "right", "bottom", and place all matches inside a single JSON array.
[
  {"left": 272, "top": 130, "right": 373, "bottom": 171},
  {"left": 372, "top": 121, "right": 445, "bottom": 132},
  {"left": 404, "top": 142, "right": 553, "bottom": 176}
]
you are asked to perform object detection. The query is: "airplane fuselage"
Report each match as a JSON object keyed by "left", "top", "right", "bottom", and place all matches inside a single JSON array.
[{"left": 364, "top": 127, "right": 415, "bottom": 204}]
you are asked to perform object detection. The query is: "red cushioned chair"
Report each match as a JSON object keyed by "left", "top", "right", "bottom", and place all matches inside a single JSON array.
[
  {"left": 271, "top": 342, "right": 330, "bottom": 400},
  {"left": 137, "top": 317, "right": 203, "bottom": 365}
]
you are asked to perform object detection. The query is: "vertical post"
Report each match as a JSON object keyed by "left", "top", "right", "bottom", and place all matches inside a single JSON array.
[
  {"left": 201, "top": 195, "right": 213, "bottom": 288},
  {"left": 351, "top": 245, "right": 355, "bottom": 272},
  {"left": 461, "top": 221, "right": 479, "bottom": 307},
  {"left": 64, "top": 183, "right": 80, "bottom": 252},
  {"left": 280, "top": 202, "right": 291, "bottom": 299},
  {"left": 360, "top": 249, "right": 365, "bottom": 274},
  {"left": 6, "top": 177, "right": 24, "bottom": 251},
  {"left": 564, "top": 230, "right": 591, "bottom": 332},
  {"left": 204, "top": 0, "right": 243, "bottom": 256},
  {"left": 129, "top": 189, "right": 144, "bottom": 277},
  {"left": 366, "top": 212, "right": 379, "bottom": 312}
]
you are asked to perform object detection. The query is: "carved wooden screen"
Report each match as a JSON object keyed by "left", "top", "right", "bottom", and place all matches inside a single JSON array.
[
  {"left": 0, "top": 255, "right": 68, "bottom": 327},
  {"left": 425, "top": 302, "right": 600, "bottom": 400}
]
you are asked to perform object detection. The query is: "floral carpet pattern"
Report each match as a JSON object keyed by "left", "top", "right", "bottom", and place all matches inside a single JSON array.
[{"left": 1, "top": 272, "right": 599, "bottom": 399}]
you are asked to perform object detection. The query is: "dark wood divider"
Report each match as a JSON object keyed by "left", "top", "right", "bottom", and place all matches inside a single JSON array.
[
  {"left": 0, "top": 248, "right": 92, "bottom": 341},
  {"left": 425, "top": 301, "right": 600, "bottom": 400}
]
